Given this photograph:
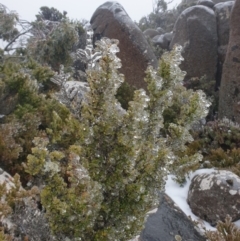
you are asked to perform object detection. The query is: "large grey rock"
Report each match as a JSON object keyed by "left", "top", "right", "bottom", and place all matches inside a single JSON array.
[
  {"left": 90, "top": 2, "right": 158, "bottom": 90},
  {"left": 214, "top": 1, "right": 234, "bottom": 87},
  {"left": 156, "top": 27, "right": 165, "bottom": 35},
  {"left": 141, "top": 193, "right": 206, "bottom": 241},
  {"left": 151, "top": 32, "right": 173, "bottom": 50},
  {"left": 143, "top": 29, "right": 160, "bottom": 39},
  {"left": 169, "top": 5, "right": 218, "bottom": 83},
  {"left": 218, "top": 0, "right": 240, "bottom": 122},
  {"left": 188, "top": 170, "right": 240, "bottom": 226}
]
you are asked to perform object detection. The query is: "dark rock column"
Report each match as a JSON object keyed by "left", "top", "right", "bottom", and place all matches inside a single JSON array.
[
  {"left": 214, "top": 1, "right": 234, "bottom": 89},
  {"left": 218, "top": 0, "right": 240, "bottom": 122},
  {"left": 90, "top": 2, "right": 158, "bottom": 90}
]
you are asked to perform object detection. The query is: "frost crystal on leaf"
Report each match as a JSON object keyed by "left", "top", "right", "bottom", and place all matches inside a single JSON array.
[
  {"left": 74, "top": 26, "right": 102, "bottom": 68},
  {"left": 51, "top": 64, "right": 71, "bottom": 87}
]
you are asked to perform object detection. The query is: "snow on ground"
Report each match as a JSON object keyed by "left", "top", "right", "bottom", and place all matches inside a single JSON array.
[{"left": 165, "top": 168, "right": 240, "bottom": 232}]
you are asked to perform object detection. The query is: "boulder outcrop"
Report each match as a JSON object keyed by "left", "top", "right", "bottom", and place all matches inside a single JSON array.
[
  {"left": 151, "top": 32, "right": 173, "bottom": 50},
  {"left": 156, "top": 27, "right": 165, "bottom": 35},
  {"left": 143, "top": 28, "right": 160, "bottom": 39},
  {"left": 169, "top": 5, "right": 218, "bottom": 83},
  {"left": 188, "top": 170, "right": 240, "bottom": 226},
  {"left": 218, "top": 0, "right": 240, "bottom": 122},
  {"left": 214, "top": 1, "right": 234, "bottom": 88},
  {"left": 90, "top": 2, "right": 158, "bottom": 90},
  {"left": 141, "top": 193, "right": 206, "bottom": 241}
]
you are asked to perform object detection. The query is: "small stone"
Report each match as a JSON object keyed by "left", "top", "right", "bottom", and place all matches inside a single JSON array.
[{"left": 175, "top": 234, "right": 182, "bottom": 241}]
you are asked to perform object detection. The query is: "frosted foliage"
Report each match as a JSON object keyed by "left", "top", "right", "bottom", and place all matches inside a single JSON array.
[
  {"left": 34, "top": 37, "right": 211, "bottom": 240},
  {"left": 68, "top": 152, "right": 91, "bottom": 186},
  {"left": 27, "top": 138, "right": 103, "bottom": 240},
  {"left": 94, "top": 38, "right": 122, "bottom": 70},
  {"left": 43, "top": 160, "right": 60, "bottom": 175},
  {"left": 74, "top": 38, "right": 211, "bottom": 240},
  {"left": 146, "top": 46, "right": 210, "bottom": 181},
  {"left": 221, "top": 117, "right": 240, "bottom": 129},
  {"left": 74, "top": 27, "right": 102, "bottom": 69},
  {"left": 51, "top": 64, "right": 71, "bottom": 87},
  {"left": 50, "top": 65, "right": 90, "bottom": 116},
  {"left": 67, "top": 151, "right": 103, "bottom": 220},
  {"left": 162, "top": 45, "right": 186, "bottom": 84},
  {"left": 32, "top": 136, "right": 49, "bottom": 149}
]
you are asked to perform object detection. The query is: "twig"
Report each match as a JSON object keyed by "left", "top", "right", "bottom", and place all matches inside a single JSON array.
[{"left": 3, "top": 28, "right": 32, "bottom": 52}]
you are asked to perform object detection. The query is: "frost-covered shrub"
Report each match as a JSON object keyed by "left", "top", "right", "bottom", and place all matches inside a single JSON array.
[
  {"left": 184, "top": 75, "right": 218, "bottom": 121},
  {"left": 0, "top": 3, "right": 19, "bottom": 43},
  {"left": 0, "top": 59, "right": 83, "bottom": 185},
  {"left": 186, "top": 118, "right": 240, "bottom": 177},
  {"left": 22, "top": 36, "right": 211, "bottom": 241},
  {"left": 116, "top": 81, "right": 136, "bottom": 110},
  {"left": 206, "top": 215, "right": 240, "bottom": 241},
  {"left": 27, "top": 17, "right": 81, "bottom": 72},
  {"left": 0, "top": 172, "right": 40, "bottom": 240}
]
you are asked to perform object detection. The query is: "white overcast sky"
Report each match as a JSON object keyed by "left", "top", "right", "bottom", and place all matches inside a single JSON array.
[{"left": 1, "top": 0, "right": 181, "bottom": 23}]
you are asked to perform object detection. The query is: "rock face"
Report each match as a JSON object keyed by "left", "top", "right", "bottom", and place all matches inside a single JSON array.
[
  {"left": 188, "top": 170, "right": 240, "bottom": 226},
  {"left": 90, "top": 2, "right": 158, "bottom": 90},
  {"left": 218, "top": 0, "right": 240, "bottom": 122},
  {"left": 141, "top": 193, "right": 206, "bottom": 241},
  {"left": 214, "top": 2, "right": 234, "bottom": 47},
  {"left": 214, "top": 1, "right": 234, "bottom": 88},
  {"left": 169, "top": 5, "right": 218, "bottom": 83}
]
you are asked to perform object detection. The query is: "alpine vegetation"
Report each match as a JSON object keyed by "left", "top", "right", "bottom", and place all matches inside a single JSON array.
[{"left": 0, "top": 30, "right": 210, "bottom": 241}]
